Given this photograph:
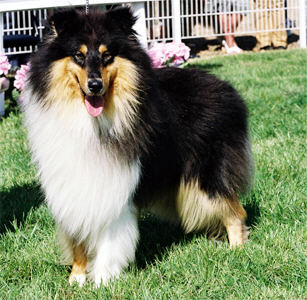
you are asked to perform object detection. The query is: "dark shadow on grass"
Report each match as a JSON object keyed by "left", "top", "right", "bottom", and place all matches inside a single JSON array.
[
  {"left": 0, "top": 183, "right": 43, "bottom": 233},
  {"left": 244, "top": 194, "right": 261, "bottom": 228},
  {"left": 185, "top": 62, "right": 223, "bottom": 72},
  {"left": 136, "top": 214, "right": 196, "bottom": 269},
  {"left": 135, "top": 198, "right": 260, "bottom": 268},
  {"left": 0, "top": 184, "right": 259, "bottom": 266}
]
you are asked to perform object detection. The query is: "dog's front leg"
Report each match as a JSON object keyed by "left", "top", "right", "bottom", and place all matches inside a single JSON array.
[
  {"left": 69, "top": 243, "right": 87, "bottom": 286},
  {"left": 90, "top": 203, "right": 139, "bottom": 287}
]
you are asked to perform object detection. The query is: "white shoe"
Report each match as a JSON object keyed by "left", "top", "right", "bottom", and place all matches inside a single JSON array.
[{"left": 222, "top": 40, "right": 243, "bottom": 54}]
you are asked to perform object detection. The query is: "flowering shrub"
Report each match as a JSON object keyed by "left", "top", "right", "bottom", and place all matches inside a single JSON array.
[
  {"left": 0, "top": 53, "right": 11, "bottom": 75},
  {"left": 0, "top": 53, "right": 11, "bottom": 94},
  {"left": 14, "top": 62, "right": 30, "bottom": 91},
  {"left": 147, "top": 42, "right": 190, "bottom": 68},
  {"left": 0, "top": 54, "right": 31, "bottom": 112}
]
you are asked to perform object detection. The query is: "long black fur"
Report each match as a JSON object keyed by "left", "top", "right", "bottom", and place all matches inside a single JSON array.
[{"left": 28, "top": 7, "right": 252, "bottom": 211}]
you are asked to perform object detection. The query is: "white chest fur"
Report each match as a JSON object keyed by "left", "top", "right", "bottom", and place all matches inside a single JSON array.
[{"left": 23, "top": 96, "right": 141, "bottom": 241}]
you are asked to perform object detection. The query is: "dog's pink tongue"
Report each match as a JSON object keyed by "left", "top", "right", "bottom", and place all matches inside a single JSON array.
[{"left": 85, "top": 95, "right": 104, "bottom": 117}]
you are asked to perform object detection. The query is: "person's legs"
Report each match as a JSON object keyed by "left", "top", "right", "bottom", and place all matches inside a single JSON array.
[
  {"left": 220, "top": 13, "right": 242, "bottom": 52},
  {"left": 271, "top": 0, "right": 287, "bottom": 48},
  {"left": 254, "top": 0, "right": 272, "bottom": 49},
  {"left": 221, "top": 14, "right": 235, "bottom": 47}
]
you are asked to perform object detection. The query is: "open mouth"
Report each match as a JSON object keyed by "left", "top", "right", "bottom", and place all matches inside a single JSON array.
[
  {"left": 78, "top": 81, "right": 105, "bottom": 118},
  {"left": 85, "top": 95, "right": 104, "bottom": 117}
]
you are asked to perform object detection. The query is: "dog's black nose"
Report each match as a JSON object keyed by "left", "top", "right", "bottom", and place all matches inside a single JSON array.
[{"left": 88, "top": 79, "right": 103, "bottom": 94}]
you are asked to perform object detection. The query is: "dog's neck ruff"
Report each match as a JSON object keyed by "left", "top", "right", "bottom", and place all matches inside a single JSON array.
[{"left": 22, "top": 88, "right": 141, "bottom": 243}]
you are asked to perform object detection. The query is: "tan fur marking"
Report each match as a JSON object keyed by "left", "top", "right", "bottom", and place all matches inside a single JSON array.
[
  {"left": 79, "top": 45, "right": 88, "bottom": 56},
  {"left": 176, "top": 179, "right": 248, "bottom": 246},
  {"left": 50, "top": 22, "right": 58, "bottom": 37},
  {"left": 48, "top": 55, "right": 140, "bottom": 137},
  {"left": 176, "top": 179, "right": 229, "bottom": 234},
  {"left": 225, "top": 196, "right": 247, "bottom": 220},
  {"left": 102, "top": 56, "right": 140, "bottom": 135},
  {"left": 48, "top": 57, "right": 88, "bottom": 104},
  {"left": 99, "top": 44, "right": 107, "bottom": 53},
  {"left": 223, "top": 196, "right": 248, "bottom": 247},
  {"left": 224, "top": 220, "right": 248, "bottom": 247},
  {"left": 69, "top": 243, "right": 87, "bottom": 286}
]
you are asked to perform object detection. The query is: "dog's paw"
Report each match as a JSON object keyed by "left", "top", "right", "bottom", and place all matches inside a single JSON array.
[
  {"left": 69, "top": 273, "right": 86, "bottom": 287},
  {"left": 92, "top": 268, "right": 120, "bottom": 287}
]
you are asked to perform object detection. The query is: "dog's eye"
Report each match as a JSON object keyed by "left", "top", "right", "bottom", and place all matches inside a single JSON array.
[
  {"left": 101, "top": 52, "right": 113, "bottom": 65},
  {"left": 73, "top": 52, "right": 85, "bottom": 66}
]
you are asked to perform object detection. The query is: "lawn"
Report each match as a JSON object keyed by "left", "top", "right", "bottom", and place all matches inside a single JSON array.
[{"left": 0, "top": 49, "right": 306, "bottom": 299}]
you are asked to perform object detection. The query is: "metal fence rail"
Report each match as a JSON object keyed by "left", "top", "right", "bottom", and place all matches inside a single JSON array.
[
  {"left": 145, "top": 0, "right": 173, "bottom": 42},
  {"left": 1, "top": 0, "right": 306, "bottom": 54},
  {"left": 3, "top": 9, "right": 48, "bottom": 55},
  {"left": 146, "top": 0, "right": 305, "bottom": 46},
  {"left": 0, "top": 0, "right": 306, "bottom": 117}
]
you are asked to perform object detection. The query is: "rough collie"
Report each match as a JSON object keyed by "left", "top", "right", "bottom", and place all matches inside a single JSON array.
[{"left": 22, "top": 7, "right": 252, "bottom": 287}]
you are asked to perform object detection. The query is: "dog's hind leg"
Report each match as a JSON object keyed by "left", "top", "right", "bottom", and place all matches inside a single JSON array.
[
  {"left": 176, "top": 179, "right": 248, "bottom": 246},
  {"left": 222, "top": 196, "right": 249, "bottom": 247},
  {"left": 69, "top": 243, "right": 87, "bottom": 286}
]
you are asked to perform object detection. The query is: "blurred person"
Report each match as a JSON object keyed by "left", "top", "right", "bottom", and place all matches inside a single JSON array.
[
  {"left": 204, "top": 0, "right": 250, "bottom": 54},
  {"left": 254, "top": 0, "right": 288, "bottom": 50}
]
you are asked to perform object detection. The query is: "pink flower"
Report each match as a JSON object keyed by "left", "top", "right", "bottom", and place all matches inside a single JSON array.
[
  {"left": 176, "top": 42, "right": 190, "bottom": 60},
  {"left": 147, "top": 42, "right": 190, "bottom": 68},
  {"left": 163, "top": 43, "right": 177, "bottom": 61},
  {"left": 14, "top": 62, "right": 31, "bottom": 91},
  {"left": 147, "top": 43, "right": 164, "bottom": 68},
  {"left": 0, "top": 53, "right": 11, "bottom": 75}
]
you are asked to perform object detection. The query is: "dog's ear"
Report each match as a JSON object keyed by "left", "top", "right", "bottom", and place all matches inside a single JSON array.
[
  {"left": 105, "top": 7, "right": 137, "bottom": 34},
  {"left": 49, "top": 9, "right": 79, "bottom": 36}
]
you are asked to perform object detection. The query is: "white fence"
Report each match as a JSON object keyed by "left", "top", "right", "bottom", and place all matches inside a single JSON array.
[
  {"left": 2, "top": 9, "right": 48, "bottom": 55},
  {"left": 1, "top": 0, "right": 306, "bottom": 56},
  {"left": 146, "top": 0, "right": 306, "bottom": 47},
  {"left": 0, "top": 0, "right": 306, "bottom": 116}
]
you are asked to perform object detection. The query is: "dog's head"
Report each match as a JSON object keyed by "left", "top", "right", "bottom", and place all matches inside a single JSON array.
[{"left": 29, "top": 7, "right": 150, "bottom": 120}]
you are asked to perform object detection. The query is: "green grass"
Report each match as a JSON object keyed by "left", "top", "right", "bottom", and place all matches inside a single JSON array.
[{"left": 0, "top": 49, "right": 306, "bottom": 299}]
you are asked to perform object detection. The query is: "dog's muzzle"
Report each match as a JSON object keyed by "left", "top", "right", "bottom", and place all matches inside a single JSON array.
[{"left": 88, "top": 78, "right": 103, "bottom": 95}]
